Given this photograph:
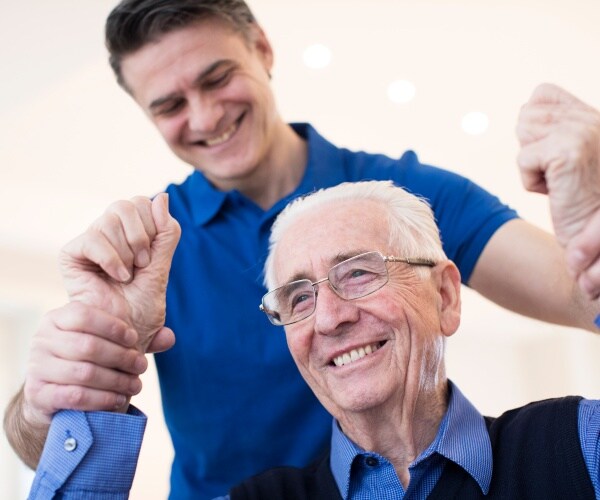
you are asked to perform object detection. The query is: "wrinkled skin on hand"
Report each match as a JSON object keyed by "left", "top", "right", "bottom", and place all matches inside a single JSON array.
[
  {"left": 59, "top": 194, "right": 181, "bottom": 351},
  {"left": 517, "top": 83, "right": 600, "bottom": 245},
  {"left": 517, "top": 83, "right": 600, "bottom": 297}
]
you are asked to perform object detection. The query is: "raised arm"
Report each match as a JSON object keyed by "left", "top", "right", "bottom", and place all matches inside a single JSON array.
[
  {"left": 469, "top": 84, "right": 600, "bottom": 331},
  {"left": 3, "top": 194, "right": 180, "bottom": 468},
  {"left": 516, "top": 83, "right": 600, "bottom": 300}
]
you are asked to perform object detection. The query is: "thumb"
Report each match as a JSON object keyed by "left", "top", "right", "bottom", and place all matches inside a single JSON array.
[
  {"left": 149, "top": 193, "right": 181, "bottom": 267},
  {"left": 146, "top": 326, "right": 176, "bottom": 353}
]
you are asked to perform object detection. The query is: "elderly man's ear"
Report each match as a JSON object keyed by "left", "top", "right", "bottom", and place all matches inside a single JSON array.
[{"left": 436, "top": 261, "right": 462, "bottom": 337}]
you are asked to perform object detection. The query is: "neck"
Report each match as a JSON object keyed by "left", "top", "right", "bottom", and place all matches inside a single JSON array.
[
  {"left": 337, "top": 380, "right": 449, "bottom": 489},
  {"left": 232, "top": 120, "right": 307, "bottom": 210}
]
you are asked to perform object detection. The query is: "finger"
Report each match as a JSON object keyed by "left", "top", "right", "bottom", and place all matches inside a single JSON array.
[
  {"left": 577, "top": 261, "right": 600, "bottom": 300},
  {"left": 516, "top": 105, "right": 563, "bottom": 146},
  {"left": 150, "top": 193, "right": 182, "bottom": 266},
  {"left": 61, "top": 229, "right": 132, "bottom": 283},
  {"left": 145, "top": 326, "right": 176, "bottom": 353},
  {"left": 29, "top": 382, "right": 132, "bottom": 414},
  {"left": 28, "top": 356, "right": 143, "bottom": 396},
  {"left": 566, "top": 209, "right": 600, "bottom": 279},
  {"left": 516, "top": 145, "right": 549, "bottom": 194},
  {"left": 96, "top": 211, "right": 137, "bottom": 273},
  {"left": 527, "top": 83, "right": 582, "bottom": 106},
  {"left": 516, "top": 105, "right": 596, "bottom": 146},
  {"left": 105, "top": 198, "right": 156, "bottom": 269},
  {"left": 47, "top": 302, "right": 138, "bottom": 348},
  {"left": 130, "top": 196, "right": 158, "bottom": 241},
  {"left": 35, "top": 329, "right": 147, "bottom": 375}
]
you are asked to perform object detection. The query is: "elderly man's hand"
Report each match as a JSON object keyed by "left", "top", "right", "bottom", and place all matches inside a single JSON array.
[
  {"left": 517, "top": 83, "right": 600, "bottom": 297},
  {"left": 59, "top": 193, "right": 181, "bottom": 351}
]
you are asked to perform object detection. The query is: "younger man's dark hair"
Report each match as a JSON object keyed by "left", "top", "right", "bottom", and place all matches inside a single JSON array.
[{"left": 105, "top": 0, "right": 256, "bottom": 89}]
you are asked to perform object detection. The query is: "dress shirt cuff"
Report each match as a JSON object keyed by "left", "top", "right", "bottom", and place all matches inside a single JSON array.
[{"left": 28, "top": 406, "right": 146, "bottom": 499}]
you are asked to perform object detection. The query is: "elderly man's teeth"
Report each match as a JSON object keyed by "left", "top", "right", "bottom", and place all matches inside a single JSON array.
[
  {"left": 333, "top": 343, "right": 381, "bottom": 367},
  {"left": 204, "top": 121, "right": 238, "bottom": 146}
]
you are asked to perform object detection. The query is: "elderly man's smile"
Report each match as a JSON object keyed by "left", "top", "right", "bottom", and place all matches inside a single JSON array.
[{"left": 330, "top": 340, "right": 387, "bottom": 367}]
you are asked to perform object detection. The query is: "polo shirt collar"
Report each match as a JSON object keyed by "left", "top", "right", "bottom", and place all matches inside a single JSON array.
[
  {"left": 187, "top": 170, "right": 228, "bottom": 226},
  {"left": 293, "top": 123, "right": 348, "bottom": 192},
  {"left": 329, "top": 381, "right": 492, "bottom": 498},
  {"left": 187, "top": 123, "right": 346, "bottom": 226}
]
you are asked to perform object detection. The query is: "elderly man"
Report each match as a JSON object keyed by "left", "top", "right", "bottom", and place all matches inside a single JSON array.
[{"left": 27, "top": 181, "right": 600, "bottom": 499}]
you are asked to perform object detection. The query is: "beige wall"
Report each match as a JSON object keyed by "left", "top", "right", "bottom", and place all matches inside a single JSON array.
[{"left": 2, "top": 0, "right": 600, "bottom": 498}]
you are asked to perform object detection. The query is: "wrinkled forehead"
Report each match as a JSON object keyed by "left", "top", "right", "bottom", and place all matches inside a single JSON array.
[{"left": 272, "top": 199, "right": 390, "bottom": 285}]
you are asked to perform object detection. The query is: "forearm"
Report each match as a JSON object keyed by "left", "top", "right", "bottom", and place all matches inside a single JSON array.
[
  {"left": 469, "top": 219, "right": 600, "bottom": 332},
  {"left": 3, "top": 385, "right": 49, "bottom": 469}
]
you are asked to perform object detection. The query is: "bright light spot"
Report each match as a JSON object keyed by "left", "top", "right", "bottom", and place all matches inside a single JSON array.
[
  {"left": 461, "top": 111, "right": 489, "bottom": 135},
  {"left": 387, "top": 80, "right": 416, "bottom": 104},
  {"left": 302, "top": 44, "right": 332, "bottom": 69}
]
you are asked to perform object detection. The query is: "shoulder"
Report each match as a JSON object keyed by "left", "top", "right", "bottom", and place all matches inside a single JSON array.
[
  {"left": 486, "top": 396, "right": 583, "bottom": 449},
  {"left": 490, "top": 396, "right": 582, "bottom": 429}
]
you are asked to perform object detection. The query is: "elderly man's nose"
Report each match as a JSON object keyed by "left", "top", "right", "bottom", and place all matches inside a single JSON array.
[{"left": 313, "top": 284, "right": 359, "bottom": 335}]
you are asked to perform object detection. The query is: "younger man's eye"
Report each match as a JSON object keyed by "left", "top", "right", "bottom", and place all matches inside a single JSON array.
[{"left": 205, "top": 70, "right": 232, "bottom": 89}]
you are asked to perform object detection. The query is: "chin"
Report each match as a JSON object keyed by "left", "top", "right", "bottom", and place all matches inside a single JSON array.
[{"left": 328, "top": 391, "right": 389, "bottom": 416}]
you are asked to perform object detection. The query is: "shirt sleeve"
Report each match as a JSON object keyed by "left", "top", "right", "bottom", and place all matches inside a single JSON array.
[
  {"left": 578, "top": 399, "right": 600, "bottom": 498},
  {"left": 380, "top": 151, "right": 520, "bottom": 284},
  {"left": 28, "top": 407, "right": 147, "bottom": 500}
]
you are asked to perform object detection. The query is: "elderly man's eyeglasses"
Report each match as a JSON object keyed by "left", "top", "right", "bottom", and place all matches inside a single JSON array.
[{"left": 259, "top": 251, "right": 436, "bottom": 326}]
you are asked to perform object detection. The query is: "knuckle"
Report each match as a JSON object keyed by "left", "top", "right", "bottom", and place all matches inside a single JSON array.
[
  {"left": 100, "top": 393, "right": 116, "bottom": 408},
  {"left": 23, "top": 379, "right": 44, "bottom": 400},
  {"left": 38, "top": 311, "right": 56, "bottom": 331},
  {"left": 72, "top": 362, "right": 96, "bottom": 384},
  {"left": 171, "top": 218, "right": 182, "bottom": 237},
  {"left": 130, "top": 195, "right": 152, "bottom": 207},
  {"left": 131, "top": 232, "right": 151, "bottom": 250},
  {"left": 67, "top": 300, "right": 88, "bottom": 318},
  {"left": 102, "top": 212, "right": 123, "bottom": 231},
  {"left": 120, "top": 374, "right": 141, "bottom": 394},
  {"left": 107, "top": 199, "right": 133, "bottom": 216},
  {"left": 65, "top": 386, "right": 86, "bottom": 407},
  {"left": 123, "top": 349, "right": 143, "bottom": 372},
  {"left": 76, "top": 335, "right": 98, "bottom": 359}
]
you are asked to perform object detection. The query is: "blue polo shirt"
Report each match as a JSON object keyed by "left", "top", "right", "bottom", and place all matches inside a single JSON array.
[{"left": 153, "top": 123, "right": 518, "bottom": 498}]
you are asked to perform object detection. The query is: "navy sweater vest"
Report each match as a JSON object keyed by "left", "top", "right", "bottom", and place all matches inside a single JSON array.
[{"left": 230, "top": 396, "right": 595, "bottom": 499}]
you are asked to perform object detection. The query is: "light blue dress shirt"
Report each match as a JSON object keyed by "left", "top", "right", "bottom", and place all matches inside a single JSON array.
[
  {"left": 330, "top": 382, "right": 600, "bottom": 499},
  {"left": 28, "top": 407, "right": 146, "bottom": 500},
  {"left": 28, "top": 383, "right": 600, "bottom": 499}
]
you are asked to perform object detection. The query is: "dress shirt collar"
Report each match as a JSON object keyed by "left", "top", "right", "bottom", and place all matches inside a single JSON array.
[{"left": 329, "top": 381, "right": 492, "bottom": 498}]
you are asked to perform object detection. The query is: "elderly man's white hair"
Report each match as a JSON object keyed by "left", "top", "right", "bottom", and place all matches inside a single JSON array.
[{"left": 264, "top": 180, "right": 448, "bottom": 289}]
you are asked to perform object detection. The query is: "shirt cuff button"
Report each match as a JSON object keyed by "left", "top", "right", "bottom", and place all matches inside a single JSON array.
[{"left": 64, "top": 437, "right": 77, "bottom": 452}]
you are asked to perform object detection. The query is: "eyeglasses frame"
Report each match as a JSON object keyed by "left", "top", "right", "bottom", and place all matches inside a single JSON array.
[{"left": 259, "top": 251, "right": 437, "bottom": 326}]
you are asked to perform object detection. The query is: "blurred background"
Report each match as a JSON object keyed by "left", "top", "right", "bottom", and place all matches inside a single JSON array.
[{"left": 2, "top": 0, "right": 600, "bottom": 497}]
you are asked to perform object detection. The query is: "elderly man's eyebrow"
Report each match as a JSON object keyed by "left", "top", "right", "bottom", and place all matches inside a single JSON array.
[
  {"left": 148, "top": 60, "right": 238, "bottom": 110},
  {"left": 274, "top": 279, "right": 308, "bottom": 300},
  {"left": 283, "top": 250, "right": 372, "bottom": 284}
]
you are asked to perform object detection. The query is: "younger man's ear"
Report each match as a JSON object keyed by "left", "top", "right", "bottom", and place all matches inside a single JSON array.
[{"left": 250, "top": 24, "right": 274, "bottom": 73}]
